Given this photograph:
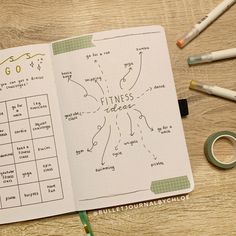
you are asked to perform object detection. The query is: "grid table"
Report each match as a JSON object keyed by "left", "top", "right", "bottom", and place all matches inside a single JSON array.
[{"left": 0, "top": 94, "right": 63, "bottom": 209}]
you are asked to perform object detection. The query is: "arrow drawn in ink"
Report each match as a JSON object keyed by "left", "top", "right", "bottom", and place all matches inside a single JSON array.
[
  {"left": 134, "top": 108, "right": 153, "bottom": 132},
  {"left": 135, "top": 87, "right": 152, "bottom": 100},
  {"left": 101, "top": 125, "right": 111, "bottom": 165},
  {"left": 67, "top": 77, "right": 98, "bottom": 102},
  {"left": 129, "top": 52, "right": 143, "bottom": 91},
  {"left": 87, "top": 117, "right": 106, "bottom": 152},
  {"left": 95, "top": 80, "right": 104, "bottom": 95},
  {"left": 127, "top": 112, "right": 135, "bottom": 136},
  {"left": 119, "top": 67, "right": 132, "bottom": 89}
]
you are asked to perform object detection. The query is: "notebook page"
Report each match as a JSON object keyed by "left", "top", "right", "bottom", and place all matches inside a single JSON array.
[
  {"left": 0, "top": 44, "right": 75, "bottom": 224},
  {"left": 52, "top": 26, "right": 194, "bottom": 210}
]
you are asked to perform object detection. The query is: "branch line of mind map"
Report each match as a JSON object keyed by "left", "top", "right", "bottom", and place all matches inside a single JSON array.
[
  {"left": 127, "top": 112, "right": 135, "bottom": 136},
  {"left": 119, "top": 67, "right": 132, "bottom": 90},
  {"left": 128, "top": 51, "right": 143, "bottom": 91},
  {"left": 67, "top": 77, "right": 98, "bottom": 102},
  {"left": 119, "top": 50, "right": 144, "bottom": 91},
  {"left": 61, "top": 71, "right": 101, "bottom": 117},
  {"left": 133, "top": 108, "right": 154, "bottom": 132},
  {"left": 114, "top": 113, "right": 122, "bottom": 151},
  {"left": 101, "top": 125, "right": 111, "bottom": 166},
  {"left": 60, "top": 43, "right": 170, "bottom": 171},
  {"left": 95, "top": 80, "right": 104, "bottom": 95},
  {"left": 87, "top": 116, "right": 106, "bottom": 152}
]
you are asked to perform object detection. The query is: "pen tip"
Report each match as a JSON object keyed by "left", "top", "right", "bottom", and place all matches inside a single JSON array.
[
  {"left": 189, "top": 80, "right": 206, "bottom": 92},
  {"left": 187, "top": 57, "right": 193, "bottom": 65},
  {"left": 189, "top": 80, "right": 196, "bottom": 89},
  {"left": 176, "top": 39, "right": 185, "bottom": 48}
]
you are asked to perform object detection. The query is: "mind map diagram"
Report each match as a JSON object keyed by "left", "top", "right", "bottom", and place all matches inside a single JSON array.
[{"left": 61, "top": 44, "right": 174, "bottom": 172}]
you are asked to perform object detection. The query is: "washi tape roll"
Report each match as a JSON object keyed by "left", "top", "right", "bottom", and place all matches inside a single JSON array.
[{"left": 204, "top": 131, "right": 236, "bottom": 169}]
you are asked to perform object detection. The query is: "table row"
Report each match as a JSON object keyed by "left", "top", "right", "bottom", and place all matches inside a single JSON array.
[
  {"left": 0, "top": 178, "right": 63, "bottom": 209},
  {"left": 0, "top": 115, "right": 53, "bottom": 144},
  {"left": 0, "top": 136, "right": 56, "bottom": 164},
  {"left": 0, "top": 157, "right": 60, "bottom": 187},
  {"left": 0, "top": 95, "right": 50, "bottom": 123}
]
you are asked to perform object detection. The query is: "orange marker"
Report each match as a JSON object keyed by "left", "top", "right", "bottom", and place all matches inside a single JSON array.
[{"left": 177, "top": 0, "right": 236, "bottom": 48}]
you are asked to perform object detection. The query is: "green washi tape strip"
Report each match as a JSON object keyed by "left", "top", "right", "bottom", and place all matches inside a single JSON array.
[
  {"left": 204, "top": 131, "right": 236, "bottom": 169},
  {"left": 52, "top": 35, "right": 94, "bottom": 55},
  {"left": 150, "top": 176, "right": 190, "bottom": 194}
]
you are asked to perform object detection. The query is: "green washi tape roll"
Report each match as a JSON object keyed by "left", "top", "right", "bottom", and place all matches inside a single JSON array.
[{"left": 204, "top": 131, "right": 236, "bottom": 169}]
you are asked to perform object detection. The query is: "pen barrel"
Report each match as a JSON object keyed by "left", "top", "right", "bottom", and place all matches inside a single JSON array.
[
  {"left": 212, "top": 48, "right": 236, "bottom": 61},
  {"left": 196, "top": 0, "right": 236, "bottom": 30},
  {"left": 211, "top": 86, "right": 236, "bottom": 101},
  {"left": 177, "top": 0, "right": 236, "bottom": 48}
]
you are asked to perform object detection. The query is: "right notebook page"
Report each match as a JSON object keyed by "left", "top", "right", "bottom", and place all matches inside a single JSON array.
[{"left": 51, "top": 25, "right": 194, "bottom": 211}]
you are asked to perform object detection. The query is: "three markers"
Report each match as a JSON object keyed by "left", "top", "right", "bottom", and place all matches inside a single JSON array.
[{"left": 176, "top": 0, "right": 236, "bottom": 102}]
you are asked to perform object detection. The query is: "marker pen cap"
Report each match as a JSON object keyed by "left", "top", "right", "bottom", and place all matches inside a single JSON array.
[
  {"left": 176, "top": 27, "right": 199, "bottom": 48},
  {"left": 188, "top": 53, "right": 212, "bottom": 65},
  {"left": 189, "top": 80, "right": 211, "bottom": 94}
]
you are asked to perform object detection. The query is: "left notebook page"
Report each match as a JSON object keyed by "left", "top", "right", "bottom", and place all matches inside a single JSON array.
[{"left": 0, "top": 44, "right": 75, "bottom": 224}]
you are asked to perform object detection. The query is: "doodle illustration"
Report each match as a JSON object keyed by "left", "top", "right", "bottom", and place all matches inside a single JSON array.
[{"left": 0, "top": 53, "right": 45, "bottom": 76}]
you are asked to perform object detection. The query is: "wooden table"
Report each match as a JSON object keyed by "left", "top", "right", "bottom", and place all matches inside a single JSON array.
[{"left": 0, "top": 0, "right": 235, "bottom": 235}]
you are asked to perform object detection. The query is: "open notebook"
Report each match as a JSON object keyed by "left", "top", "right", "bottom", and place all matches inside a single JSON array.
[{"left": 0, "top": 25, "right": 194, "bottom": 224}]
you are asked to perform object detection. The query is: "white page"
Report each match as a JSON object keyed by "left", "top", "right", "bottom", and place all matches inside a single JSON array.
[
  {"left": 52, "top": 26, "right": 194, "bottom": 210},
  {"left": 0, "top": 44, "right": 75, "bottom": 224}
]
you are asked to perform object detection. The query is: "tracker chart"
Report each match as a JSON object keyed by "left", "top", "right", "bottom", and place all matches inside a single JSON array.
[{"left": 0, "top": 94, "right": 63, "bottom": 209}]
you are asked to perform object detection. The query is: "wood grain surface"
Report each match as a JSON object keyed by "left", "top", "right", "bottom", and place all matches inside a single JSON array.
[{"left": 0, "top": 0, "right": 236, "bottom": 235}]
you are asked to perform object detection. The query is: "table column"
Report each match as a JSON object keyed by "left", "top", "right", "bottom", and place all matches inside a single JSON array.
[
  {"left": 7, "top": 98, "right": 42, "bottom": 206},
  {"left": 0, "top": 101, "right": 21, "bottom": 209},
  {"left": 27, "top": 95, "right": 63, "bottom": 203}
]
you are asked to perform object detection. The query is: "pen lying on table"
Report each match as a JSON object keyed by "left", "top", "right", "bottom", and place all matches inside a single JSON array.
[
  {"left": 189, "top": 80, "right": 236, "bottom": 102},
  {"left": 177, "top": 0, "right": 236, "bottom": 48},
  {"left": 188, "top": 48, "right": 236, "bottom": 65}
]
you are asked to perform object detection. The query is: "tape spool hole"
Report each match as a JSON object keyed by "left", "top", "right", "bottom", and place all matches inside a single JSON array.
[{"left": 212, "top": 136, "right": 236, "bottom": 164}]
